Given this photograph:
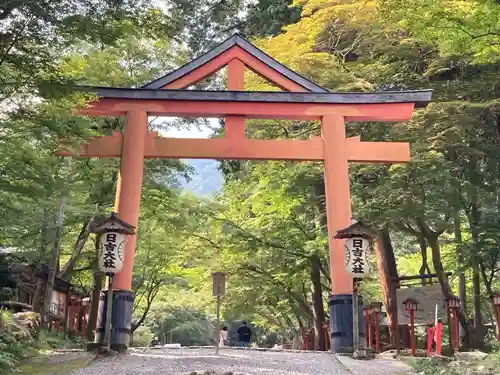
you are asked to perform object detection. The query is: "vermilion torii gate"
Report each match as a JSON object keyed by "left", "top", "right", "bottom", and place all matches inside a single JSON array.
[{"left": 59, "top": 34, "right": 431, "bottom": 351}]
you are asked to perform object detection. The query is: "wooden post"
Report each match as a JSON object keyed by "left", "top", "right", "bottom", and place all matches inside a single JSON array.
[
  {"left": 225, "top": 59, "right": 246, "bottom": 142},
  {"left": 81, "top": 304, "right": 88, "bottom": 338},
  {"left": 375, "top": 311, "right": 380, "bottom": 353},
  {"left": 427, "top": 325, "right": 433, "bottom": 355},
  {"left": 104, "top": 275, "right": 114, "bottom": 349},
  {"left": 352, "top": 280, "right": 359, "bottom": 351},
  {"left": 323, "top": 323, "right": 329, "bottom": 351},
  {"left": 410, "top": 310, "right": 416, "bottom": 356},
  {"left": 364, "top": 309, "right": 368, "bottom": 347},
  {"left": 68, "top": 304, "right": 74, "bottom": 331},
  {"left": 435, "top": 319, "right": 442, "bottom": 355},
  {"left": 63, "top": 291, "right": 70, "bottom": 339},
  {"left": 496, "top": 304, "right": 500, "bottom": 340},
  {"left": 452, "top": 309, "right": 459, "bottom": 351},
  {"left": 74, "top": 300, "right": 80, "bottom": 334},
  {"left": 215, "top": 294, "right": 221, "bottom": 354},
  {"left": 367, "top": 313, "right": 372, "bottom": 349},
  {"left": 447, "top": 307, "right": 453, "bottom": 352}
]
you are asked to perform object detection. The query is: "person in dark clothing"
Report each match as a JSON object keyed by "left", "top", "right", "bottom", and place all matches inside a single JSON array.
[{"left": 237, "top": 321, "right": 252, "bottom": 347}]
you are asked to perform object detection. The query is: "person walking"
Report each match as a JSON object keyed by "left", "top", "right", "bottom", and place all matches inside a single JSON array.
[
  {"left": 219, "top": 326, "right": 229, "bottom": 347},
  {"left": 237, "top": 321, "right": 252, "bottom": 347}
]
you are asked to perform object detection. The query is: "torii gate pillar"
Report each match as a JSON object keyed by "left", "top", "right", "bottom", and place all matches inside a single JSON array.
[{"left": 322, "top": 114, "right": 353, "bottom": 295}]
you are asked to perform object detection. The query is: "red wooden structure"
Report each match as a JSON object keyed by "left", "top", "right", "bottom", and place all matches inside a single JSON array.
[
  {"left": 57, "top": 34, "right": 432, "bottom": 348},
  {"left": 493, "top": 293, "right": 500, "bottom": 340},
  {"left": 403, "top": 298, "right": 418, "bottom": 356},
  {"left": 370, "top": 302, "right": 383, "bottom": 353},
  {"left": 446, "top": 296, "right": 460, "bottom": 352}
]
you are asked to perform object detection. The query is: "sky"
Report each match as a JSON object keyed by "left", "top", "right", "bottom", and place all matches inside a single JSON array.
[{"left": 159, "top": 118, "right": 223, "bottom": 195}]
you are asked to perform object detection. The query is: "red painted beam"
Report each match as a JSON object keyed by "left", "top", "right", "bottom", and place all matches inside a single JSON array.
[
  {"left": 57, "top": 133, "right": 410, "bottom": 163},
  {"left": 79, "top": 98, "right": 415, "bottom": 122}
]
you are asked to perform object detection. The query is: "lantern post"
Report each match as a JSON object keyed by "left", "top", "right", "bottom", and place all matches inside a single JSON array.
[
  {"left": 212, "top": 271, "right": 226, "bottom": 354},
  {"left": 363, "top": 307, "right": 370, "bottom": 348},
  {"left": 91, "top": 212, "right": 135, "bottom": 350},
  {"left": 370, "top": 302, "right": 383, "bottom": 353},
  {"left": 334, "top": 221, "right": 377, "bottom": 355},
  {"left": 493, "top": 293, "right": 500, "bottom": 340},
  {"left": 403, "top": 298, "right": 418, "bottom": 356},
  {"left": 323, "top": 321, "right": 330, "bottom": 351},
  {"left": 445, "top": 296, "right": 460, "bottom": 352},
  {"left": 365, "top": 307, "right": 373, "bottom": 349}
]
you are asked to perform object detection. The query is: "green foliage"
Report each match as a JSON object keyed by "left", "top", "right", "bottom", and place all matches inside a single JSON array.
[
  {"left": 244, "top": 0, "right": 302, "bottom": 37},
  {"left": 409, "top": 358, "right": 461, "bottom": 375},
  {"left": 2, "top": 0, "right": 500, "bottom": 352},
  {"left": 147, "top": 306, "right": 215, "bottom": 347},
  {"left": 0, "top": 333, "right": 26, "bottom": 371},
  {"left": 0, "top": 310, "right": 35, "bottom": 371}
]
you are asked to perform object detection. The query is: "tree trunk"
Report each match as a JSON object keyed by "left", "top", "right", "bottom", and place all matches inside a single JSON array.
[
  {"left": 374, "top": 226, "right": 400, "bottom": 348},
  {"left": 418, "top": 234, "right": 431, "bottom": 285},
  {"left": 467, "top": 202, "right": 484, "bottom": 341},
  {"left": 453, "top": 211, "right": 467, "bottom": 314},
  {"left": 40, "top": 195, "right": 66, "bottom": 334},
  {"left": 86, "top": 270, "right": 104, "bottom": 341},
  {"left": 471, "top": 259, "right": 483, "bottom": 335},
  {"left": 425, "top": 229, "right": 479, "bottom": 348},
  {"left": 310, "top": 254, "right": 326, "bottom": 350},
  {"left": 32, "top": 279, "right": 44, "bottom": 313},
  {"left": 39, "top": 208, "right": 50, "bottom": 259},
  {"left": 59, "top": 210, "right": 98, "bottom": 280}
]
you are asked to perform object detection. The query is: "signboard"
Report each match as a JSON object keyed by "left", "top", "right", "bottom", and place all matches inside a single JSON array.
[
  {"left": 98, "top": 231, "right": 125, "bottom": 274},
  {"left": 212, "top": 272, "right": 226, "bottom": 296},
  {"left": 344, "top": 237, "right": 372, "bottom": 277},
  {"left": 396, "top": 284, "right": 446, "bottom": 325}
]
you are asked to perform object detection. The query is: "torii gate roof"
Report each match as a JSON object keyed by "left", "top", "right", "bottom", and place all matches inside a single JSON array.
[
  {"left": 143, "top": 33, "right": 330, "bottom": 92},
  {"left": 75, "top": 33, "right": 432, "bottom": 120}
]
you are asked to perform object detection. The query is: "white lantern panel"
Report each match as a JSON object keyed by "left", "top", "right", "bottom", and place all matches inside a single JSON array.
[
  {"left": 98, "top": 231, "right": 125, "bottom": 274},
  {"left": 344, "top": 237, "right": 371, "bottom": 277}
]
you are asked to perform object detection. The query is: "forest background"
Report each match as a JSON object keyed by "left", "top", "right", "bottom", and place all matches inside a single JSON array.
[{"left": 1, "top": 0, "right": 500, "bottom": 354}]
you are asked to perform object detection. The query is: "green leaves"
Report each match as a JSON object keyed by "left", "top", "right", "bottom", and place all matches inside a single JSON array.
[{"left": 378, "top": 0, "right": 500, "bottom": 63}]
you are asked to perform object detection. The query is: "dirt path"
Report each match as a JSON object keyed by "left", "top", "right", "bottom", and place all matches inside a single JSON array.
[{"left": 69, "top": 348, "right": 413, "bottom": 375}]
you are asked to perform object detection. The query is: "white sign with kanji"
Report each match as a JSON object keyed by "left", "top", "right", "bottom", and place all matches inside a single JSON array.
[
  {"left": 98, "top": 231, "right": 125, "bottom": 274},
  {"left": 344, "top": 237, "right": 372, "bottom": 277}
]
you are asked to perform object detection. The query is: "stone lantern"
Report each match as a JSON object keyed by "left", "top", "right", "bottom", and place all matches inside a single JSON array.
[
  {"left": 332, "top": 220, "right": 378, "bottom": 355},
  {"left": 91, "top": 212, "right": 135, "bottom": 351}
]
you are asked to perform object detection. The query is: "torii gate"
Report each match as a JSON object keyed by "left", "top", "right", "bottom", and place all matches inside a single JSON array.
[{"left": 59, "top": 34, "right": 431, "bottom": 351}]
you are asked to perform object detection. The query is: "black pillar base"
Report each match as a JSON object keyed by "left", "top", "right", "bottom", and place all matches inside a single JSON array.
[
  {"left": 95, "top": 289, "right": 134, "bottom": 351},
  {"left": 328, "top": 294, "right": 364, "bottom": 353}
]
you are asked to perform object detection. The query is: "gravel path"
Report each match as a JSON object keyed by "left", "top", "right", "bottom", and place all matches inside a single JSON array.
[{"left": 70, "top": 348, "right": 412, "bottom": 375}]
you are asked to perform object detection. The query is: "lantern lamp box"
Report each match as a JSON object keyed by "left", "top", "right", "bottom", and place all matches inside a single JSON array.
[
  {"left": 335, "top": 221, "right": 377, "bottom": 278},
  {"left": 212, "top": 272, "right": 226, "bottom": 297},
  {"left": 98, "top": 232, "right": 126, "bottom": 274},
  {"left": 93, "top": 212, "right": 135, "bottom": 274},
  {"left": 334, "top": 220, "right": 378, "bottom": 240},
  {"left": 92, "top": 212, "right": 136, "bottom": 235}
]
